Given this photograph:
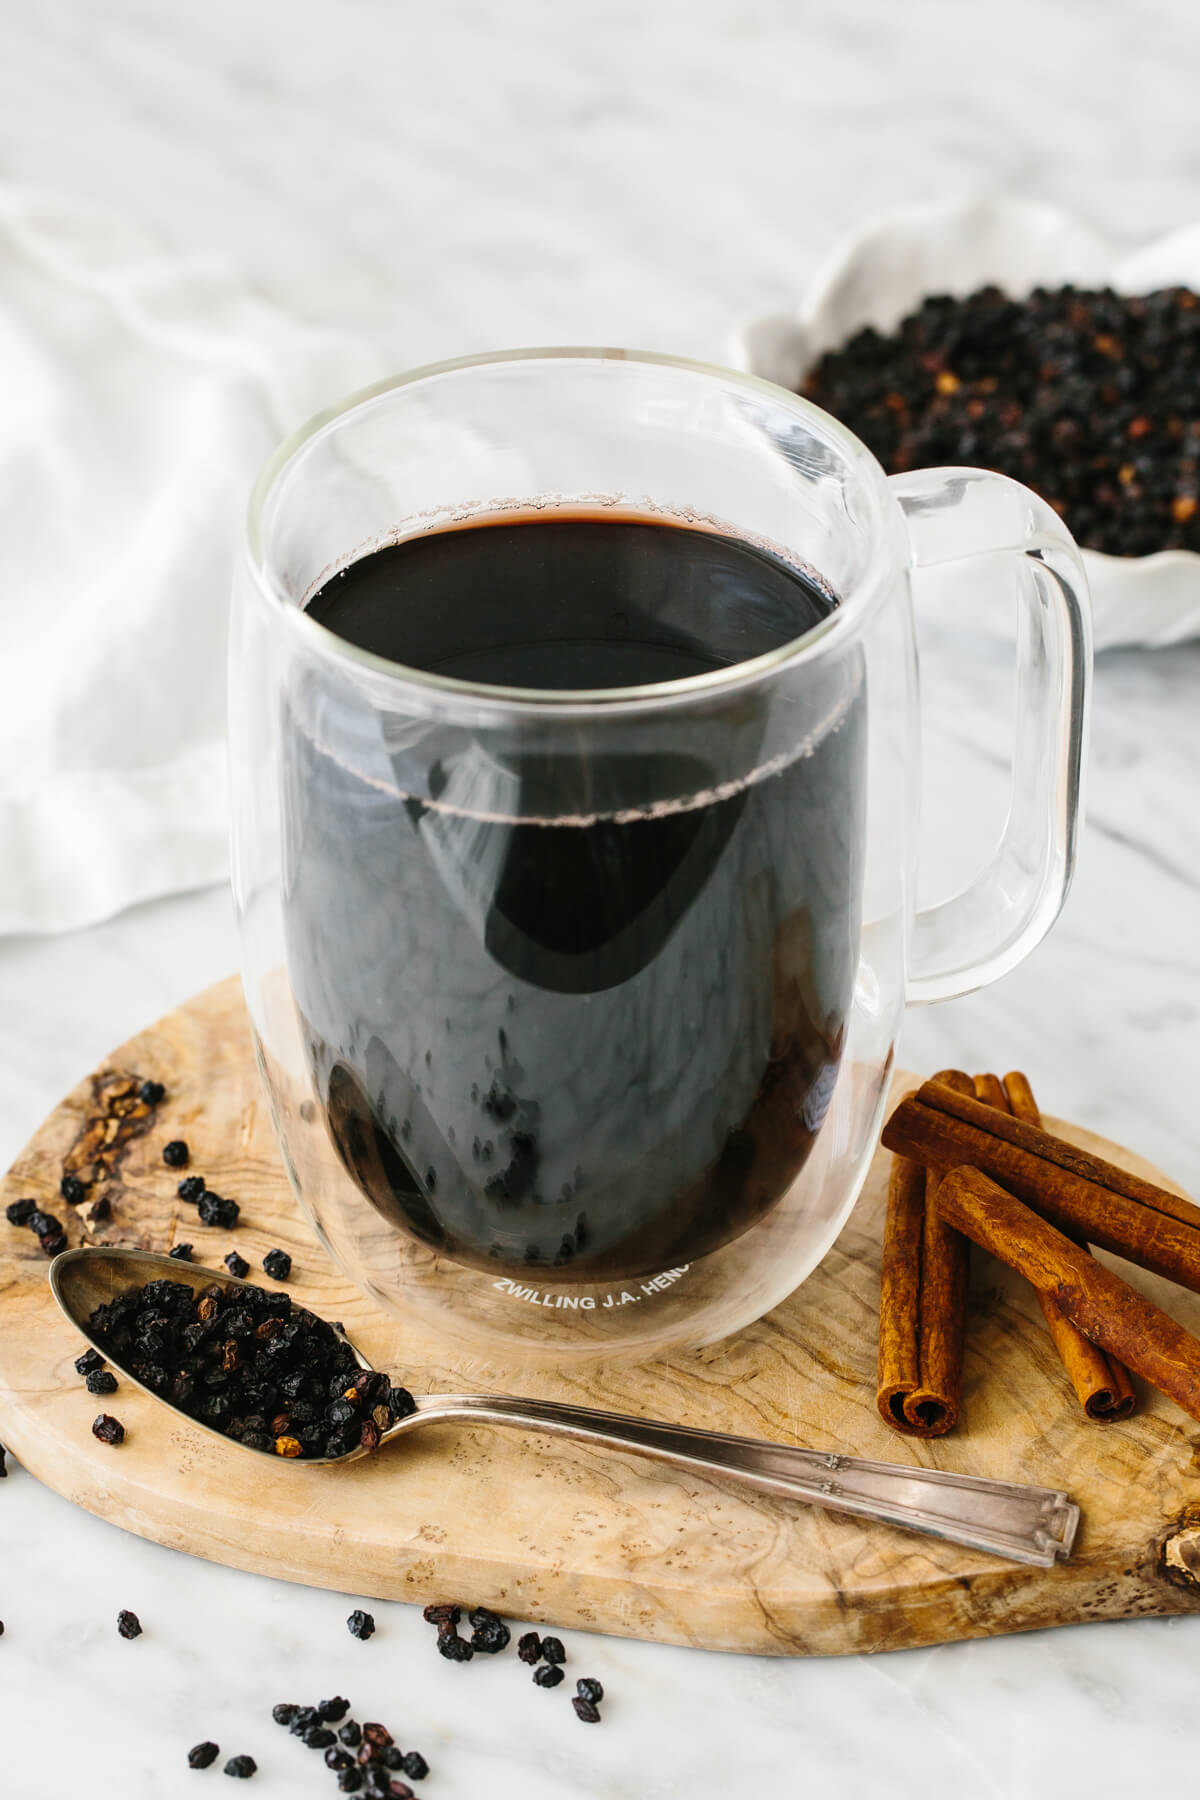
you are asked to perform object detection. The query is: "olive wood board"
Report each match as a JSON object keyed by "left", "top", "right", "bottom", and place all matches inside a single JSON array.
[{"left": 3, "top": 975, "right": 1200, "bottom": 1657}]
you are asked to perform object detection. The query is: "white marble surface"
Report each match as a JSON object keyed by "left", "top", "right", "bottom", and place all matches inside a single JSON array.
[{"left": 2, "top": 2, "right": 1200, "bottom": 1794}]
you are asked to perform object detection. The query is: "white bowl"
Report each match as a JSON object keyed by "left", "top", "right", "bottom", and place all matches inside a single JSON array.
[{"left": 731, "top": 197, "right": 1200, "bottom": 652}]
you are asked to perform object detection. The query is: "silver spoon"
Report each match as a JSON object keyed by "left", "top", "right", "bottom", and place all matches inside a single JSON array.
[{"left": 51, "top": 1246, "right": 1078, "bottom": 1567}]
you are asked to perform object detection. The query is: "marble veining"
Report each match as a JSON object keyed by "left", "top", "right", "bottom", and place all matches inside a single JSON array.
[{"left": 1, "top": 1, "right": 1200, "bottom": 1794}]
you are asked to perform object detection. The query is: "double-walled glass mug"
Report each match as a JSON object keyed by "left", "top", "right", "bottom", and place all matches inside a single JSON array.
[{"left": 230, "top": 349, "right": 1090, "bottom": 1364}]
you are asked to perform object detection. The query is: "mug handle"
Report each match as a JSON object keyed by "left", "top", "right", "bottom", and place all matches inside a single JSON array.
[{"left": 888, "top": 467, "right": 1093, "bottom": 1006}]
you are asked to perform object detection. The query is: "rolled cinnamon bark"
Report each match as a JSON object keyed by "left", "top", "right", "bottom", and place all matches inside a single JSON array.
[
  {"left": 932, "top": 1166, "right": 1200, "bottom": 1427},
  {"left": 876, "top": 1071, "right": 972, "bottom": 1436},
  {"left": 990, "top": 1073, "right": 1136, "bottom": 1423},
  {"left": 882, "top": 1080, "right": 1200, "bottom": 1293}
]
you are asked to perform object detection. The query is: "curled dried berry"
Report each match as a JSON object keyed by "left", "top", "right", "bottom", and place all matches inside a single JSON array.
[
  {"left": 338, "top": 1772, "right": 364, "bottom": 1794},
  {"left": 470, "top": 1616, "right": 510, "bottom": 1654},
  {"left": 60, "top": 1174, "right": 86, "bottom": 1205},
  {"left": 437, "top": 1630, "right": 473, "bottom": 1662},
  {"left": 318, "top": 1696, "right": 350, "bottom": 1723},
  {"left": 362, "top": 1723, "right": 392, "bottom": 1749},
  {"left": 86, "top": 1369, "right": 118, "bottom": 1396},
  {"left": 5, "top": 1198, "right": 37, "bottom": 1226},
  {"left": 326, "top": 1748, "right": 354, "bottom": 1772},
  {"left": 357, "top": 1742, "right": 379, "bottom": 1767},
  {"left": 198, "top": 1192, "right": 239, "bottom": 1229},
  {"left": 163, "top": 1140, "right": 190, "bottom": 1168},
  {"left": 388, "top": 1387, "right": 416, "bottom": 1420},
  {"left": 304, "top": 1725, "right": 336, "bottom": 1749},
  {"left": 571, "top": 1695, "right": 601, "bottom": 1723},
  {"left": 401, "top": 1752, "right": 429, "bottom": 1781},
  {"left": 575, "top": 1677, "right": 603, "bottom": 1703},
  {"left": 386, "top": 1785, "right": 414, "bottom": 1800},
  {"left": 424, "top": 1601, "right": 460, "bottom": 1627},
  {"left": 262, "top": 1248, "right": 291, "bottom": 1280},
  {"left": 380, "top": 1747, "right": 404, "bottom": 1770},
  {"left": 178, "top": 1176, "right": 205, "bottom": 1203},
  {"left": 533, "top": 1662, "right": 564, "bottom": 1688},
  {"left": 169, "top": 1243, "right": 194, "bottom": 1261},
  {"left": 271, "top": 1704, "right": 299, "bottom": 1726},
  {"left": 92, "top": 1413, "right": 125, "bottom": 1445},
  {"left": 338, "top": 1722, "right": 363, "bottom": 1748},
  {"left": 289, "top": 1708, "right": 319, "bottom": 1736},
  {"left": 222, "top": 1753, "right": 256, "bottom": 1778},
  {"left": 75, "top": 1348, "right": 103, "bottom": 1376},
  {"left": 40, "top": 1230, "right": 68, "bottom": 1257},
  {"left": 347, "top": 1608, "right": 375, "bottom": 1639},
  {"left": 517, "top": 1631, "right": 542, "bottom": 1664},
  {"left": 29, "top": 1210, "right": 63, "bottom": 1238},
  {"left": 138, "top": 1079, "right": 166, "bottom": 1106},
  {"left": 541, "top": 1634, "right": 565, "bottom": 1665},
  {"left": 224, "top": 1251, "right": 250, "bottom": 1279},
  {"left": 360, "top": 1418, "right": 381, "bottom": 1453},
  {"left": 274, "top": 1436, "right": 302, "bottom": 1458},
  {"left": 117, "top": 1609, "right": 142, "bottom": 1639},
  {"left": 188, "top": 1741, "right": 220, "bottom": 1769}
]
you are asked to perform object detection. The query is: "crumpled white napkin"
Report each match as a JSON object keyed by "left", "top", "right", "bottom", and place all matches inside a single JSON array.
[{"left": 0, "top": 186, "right": 382, "bottom": 936}]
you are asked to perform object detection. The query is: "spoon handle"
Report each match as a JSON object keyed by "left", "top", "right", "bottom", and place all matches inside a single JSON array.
[{"left": 410, "top": 1395, "right": 1077, "bottom": 1566}]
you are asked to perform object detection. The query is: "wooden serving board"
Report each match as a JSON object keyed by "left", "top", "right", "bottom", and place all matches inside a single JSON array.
[{"left": 3, "top": 976, "right": 1200, "bottom": 1656}]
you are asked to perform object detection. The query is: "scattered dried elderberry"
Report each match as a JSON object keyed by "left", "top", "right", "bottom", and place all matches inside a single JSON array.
[
  {"left": 389, "top": 1387, "right": 416, "bottom": 1420},
  {"left": 117, "top": 1609, "right": 142, "bottom": 1639},
  {"left": 60, "top": 1174, "right": 85, "bottom": 1205},
  {"left": 575, "top": 1677, "right": 603, "bottom": 1703},
  {"left": 92, "top": 1413, "right": 125, "bottom": 1445},
  {"left": 318, "top": 1696, "right": 351, "bottom": 1722},
  {"left": 74, "top": 1348, "right": 103, "bottom": 1376},
  {"left": 469, "top": 1609, "right": 510, "bottom": 1654},
  {"left": 224, "top": 1251, "right": 250, "bottom": 1280},
  {"left": 262, "top": 1248, "right": 291, "bottom": 1281},
  {"left": 29, "top": 1210, "right": 62, "bottom": 1239},
  {"left": 572, "top": 1695, "right": 601, "bottom": 1723},
  {"left": 198, "top": 1192, "right": 239, "bottom": 1229},
  {"left": 138, "top": 1079, "right": 166, "bottom": 1106},
  {"left": 5, "top": 1198, "right": 37, "bottom": 1225},
  {"left": 222, "top": 1753, "right": 256, "bottom": 1778},
  {"left": 540, "top": 1634, "right": 565, "bottom": 1665},
  {"left": 86, "top": 1369, "right": 118, "bottom": 1395},
  {"left": 380, "top": 1746, "right": 404, "bottom": 1770},
  {"left": 289, "top": 1708, "right": 320, "bottom": 1736},
  {"left": 401, "top": 1752, "right": 429, "bottom": 1781},
  {"left": 362, "top": 1724, "right": 392, "bottom": 1749},
  {"left": 169, "top": 1243, "right": 194, "bottom": 1261},
  {"left": 436, "top": 1629, "right": 473, "bottom": 1662},
  {"left": 423, "top": 1602, "right": 460, "bottom": 1627},
  {"left": 347, "top": 1609, "right": 375, "bottom": 1640},
  {"left": 40, "top": 1230, "right": 68, "bottom": 1257},
  {"left": 517, "top": 1631, "right": 542, "bottom": 1664},
  {"left": 178, "top": 1176, "right": 206, "bottom": 1204},
  {"left": 338, "top": 1722, "right": 363, "bottom": 1748},
  {"left": 533, "top": 1663, "right": 563, "bottom": 1688},
  {"left": 304, "top": 1725, "right": 336, "bottom": 1749},
  {"left": 188, "top": 1741, "right": 220, "bottom": 1769},
  {"left": 338, "top": 1772, "right": 364, "bottom": 1794},
  {"left": 271, "top": 1704, "right": 299, "bottom": 1726},
  {"left": 326, "top": 1747, "right": 354, "bottom": 1772},
  {"left": 163, "top": 1139, "right": 190, "bottom": 1168}
]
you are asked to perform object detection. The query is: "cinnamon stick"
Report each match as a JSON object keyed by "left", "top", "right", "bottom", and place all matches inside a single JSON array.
[
  {"left": 876, "top": 1070, "right": 972, "bottom": 1436},
  {"left": 978, "top": 1072, "right": 1136, "bottom": 1423},
  {"left": 931, "top": 1166, "right": 1200, "bottom": 1426},
  {"left": 882, "top": 1080, "right": 1200, "bottom": 1293}
]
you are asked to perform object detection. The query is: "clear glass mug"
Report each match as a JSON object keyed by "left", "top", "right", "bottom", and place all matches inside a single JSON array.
[{"left": 229, "top": 349, "right": 1090, "bottom": 1365}]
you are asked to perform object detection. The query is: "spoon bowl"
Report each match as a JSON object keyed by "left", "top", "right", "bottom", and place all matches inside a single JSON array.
[{"left": 51, "top": 1246, "right": 1079, "bottom": 1564}]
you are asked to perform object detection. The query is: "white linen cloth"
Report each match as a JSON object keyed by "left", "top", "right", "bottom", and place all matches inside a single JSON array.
[{"left": 0, "top": 185, "right": 380, "bottom": 935}]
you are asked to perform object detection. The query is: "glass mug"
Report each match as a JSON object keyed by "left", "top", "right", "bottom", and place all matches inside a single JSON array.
[{"left": 229, "top": 349, "right": 1090, "bottom": 1364}]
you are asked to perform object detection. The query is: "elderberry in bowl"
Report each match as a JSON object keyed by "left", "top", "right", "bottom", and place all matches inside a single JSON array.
[{"left": 733, "top": 196, "right": 1200, "bottom": 650}]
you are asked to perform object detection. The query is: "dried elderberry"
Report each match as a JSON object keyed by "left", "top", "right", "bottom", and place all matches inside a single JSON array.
[
  {"left": 271, "top": 1704, "right": 299, "bottom": 1726},
  {"left": 74, "top": 1348, "right": 103, "bottom": 1376},
  {"left": 326, "top": 1747, "right": 354, "bottom": 1772},
  {"left": 338, "top": 1773, "right": 364, "bottom": 1794},
  {"left": 117, "top": 1609, "right": 142, "bottom": 1639},
  {"left": 401, "top": 1752, "right": 429, "bottom": 1780},
  {"left": 198, "top": 1192, "right": 239, "bottom": 1229},
  {"left": 224, "top": 1251, "right": 250, "bottom": 1280},
  {"left": 572, "top": 1695, "right": 601, "bottom": 1722},
  {"left": 347, "top": 1608, "right": 375, "bottom": 1640},
  {"left": 362, "top": 1724, "right": 392, "bottom": 1749},
  {"left": 469, "top": 1610, "right": 510, "bottom": 1654},
  {"left": 5, "top": 1198, "right": 36, "bottom": 1225},
  {"left": 40, "top": 1230, "right": 68, "bottom": 1256},
  {"left": 163, "top": 1139, "right": 190, "bottom": 1168},
  {"left": 86, "top": 1369, "right": 118, "bottom": 1395},
  {"left": 138, "top": 1079, "right": 166, "bottom": 1106},
  {"left": 188, "top": 1742, "right": 220, "bottom": 1769},
  {"left": 423, "top": 1601, "right": 460, "bottom": 1627},
  {"left": 540, "top": 1634, "right": 565, "bottom": 1664},
  {"left": 575, "top": 1677, "right": 603, "bottom": 1703},
  {"left": 304, "top": 1725, "right": 336, "bottom": 1749},
  {"left": 92, "top": 1413, "right": 125, "bottom": 1445},
  {"left": 60, "top": 1174, "right": 85, "bottom": 1205},
  {"left": 222, "top": 1753, "right": 256, "bottom": 1777},
  {"left": 533, "top": 1662, "right": 563, "bottom": 1687},
  {"left": 437, "top": 1630, "right": 473, "bottom": 1662},
  {"left": 262, "top": 1248, "right": 291, "bottom": 1280},
  {"left": 517, "top": 1630, "right": 542, "bottom": 1663},
  {"left": 338, "top": 1722, "right": 363, "bottom": 1748},
  {"left": 29, "top": 1210, "right": 62, "bottom": 1238},
  {"left": 169, "top": 1243, "right": 194, "bottom": 1261},
  {"left": 318, "top": 1696, "right": 351, "bottom": 1722},
  {"left": 178, "top": 1176, "right": 205, "bottom": 1203}
]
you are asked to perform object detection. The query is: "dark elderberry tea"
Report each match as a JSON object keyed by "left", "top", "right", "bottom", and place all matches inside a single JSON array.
[{"left": 283, "top": 514, "right": 865, "bottom": 1282}]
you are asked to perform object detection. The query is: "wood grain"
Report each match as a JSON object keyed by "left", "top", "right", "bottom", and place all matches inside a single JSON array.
[{"left": 2, "top": 976, "right": 1200, "bottom": 1655}]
